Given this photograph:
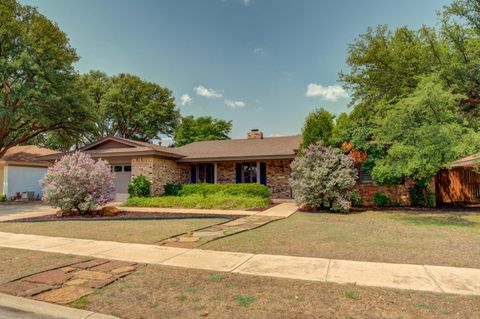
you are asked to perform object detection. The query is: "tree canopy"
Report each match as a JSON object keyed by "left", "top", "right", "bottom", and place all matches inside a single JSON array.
[
  {"left": 32, "top": 71, "right": 181, "bottom": 151},
  {"left": 0, "top": 0, "right": 90, "bottom": 157},
  {"left": 174, "top": 116, "right": 232, "bottom": 146},
  {"left": 300, "top": 108, "right": 335, "bottom": 149},
  {"left": 336, "top": 0, "right": 480, "bottom": 186}
]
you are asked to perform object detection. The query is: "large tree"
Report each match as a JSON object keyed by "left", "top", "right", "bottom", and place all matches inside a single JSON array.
[
  {"left": 32, "top": 71, "right": 181, "bottom": 150},
  {"left": 0, "top": 0, "right": 90, "bottom": 157},
  {"left": 174, "top": 116, "right": 232, "bottom": 146},
  {"left": 337, "top": 0, "right": 480, "bottom": 189},
  {"left": 300, "top": 108, "right": 335, "bottom": 149}
]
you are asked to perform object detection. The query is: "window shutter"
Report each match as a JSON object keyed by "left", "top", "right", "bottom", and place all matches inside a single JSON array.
[
  {"left": 260, "top": 162, "right": 267, "bottom": 185},
  {"left": 235, "top": 163, "right": 242, "bottom": 183},
  {"left": 191, "top": 165, "right": 197, "bottom": 183}
]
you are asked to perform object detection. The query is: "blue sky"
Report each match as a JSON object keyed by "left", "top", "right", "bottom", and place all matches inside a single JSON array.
[{"left": 21, "top": 0, "right": 449, "bottom": 138}]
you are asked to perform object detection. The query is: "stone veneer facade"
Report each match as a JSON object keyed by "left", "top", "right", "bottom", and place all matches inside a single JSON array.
[{"left": 131, "top": 157, "right": 189, "bottom": 195}]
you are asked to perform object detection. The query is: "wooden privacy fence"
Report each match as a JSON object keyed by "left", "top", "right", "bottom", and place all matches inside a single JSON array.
[{"left": 436, "top": 167, "right": 480, "bottom": 205}]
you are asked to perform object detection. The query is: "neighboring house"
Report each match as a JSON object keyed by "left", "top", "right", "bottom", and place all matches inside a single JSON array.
[
  {"left": 41, "top": 130, "right": 300, "bottom": 200},
  {"left": 0, "top": 145, "right": 59, "bottom": 200},
  {"left": 436, "top": 152, "right": 480, "bottom": 205}
]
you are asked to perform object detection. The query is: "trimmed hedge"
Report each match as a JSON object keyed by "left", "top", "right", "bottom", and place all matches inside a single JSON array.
[
  {"left": 164, "top": 183, "right": 271, "bottom": 199},
  {"left": 126, "top": 194, "right": 270, "bottom": 210}
]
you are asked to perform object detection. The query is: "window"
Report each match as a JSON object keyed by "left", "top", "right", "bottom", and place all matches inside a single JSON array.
[
  {"left": 236, "top": 162, "right": 267, "bottom": 185},
  {"left": 358, "top": 168, "right": 373, "bottom": 184},
  {"left": 123, "top": 165, "right": 132, "bottom": 172},
  {"left": 191, "top": 163, "right": 215, "bottom": 183},
  {"left": 243, "top": 162, "right": 257, "bottom": 183},
  {"left": 114, "top": 166, "right": 122, "bottom": 172}
]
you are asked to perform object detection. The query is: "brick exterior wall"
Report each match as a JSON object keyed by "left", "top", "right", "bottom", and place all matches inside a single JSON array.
[
  {"left": 216, "top": 162, "right": 236, "bottom": 184},
  {"left": 216, "top": 160, "right": 292, "bottom": 199},
  {"left": 266, "top": 159, "right": 292, "bottom": 199},
  {"left": 355, "top": 183, "right": 410, "bottom": 206},
  {"left": 131, "top": 157, "right": 189, "bottom": 195}
]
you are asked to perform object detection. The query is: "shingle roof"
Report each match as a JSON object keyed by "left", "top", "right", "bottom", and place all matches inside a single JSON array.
[
  {"left": 175, "top": 135, "right": 301, "bottom": 162},
  {"left": 0, "top": 145, "right": 60, "bottom": 166},
  {"left": 449, "top": 152, "right": 480, "bottom": 168},
  {"left": 39, "top": 135, "right": 301, "bottom": 162}
]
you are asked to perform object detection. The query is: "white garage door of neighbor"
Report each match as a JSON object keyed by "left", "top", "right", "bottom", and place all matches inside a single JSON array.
[{"left": 112, "top": 164, "right": 131, "bottom": 202}]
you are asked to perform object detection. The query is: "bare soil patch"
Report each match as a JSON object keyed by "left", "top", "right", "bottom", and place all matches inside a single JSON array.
[{"left": 81, "top": 263, "right": 480, "bottom": 319}]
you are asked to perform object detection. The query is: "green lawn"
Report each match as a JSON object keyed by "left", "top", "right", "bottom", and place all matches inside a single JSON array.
[
  {"left": 125, "top": 194, "right": 270, "bottom": 210},
  {"left": 0, "top": 218, "right": 228, "bottom": 244},
  {"left": 203, "top": 210, "right": 480, "bottom": 268}
]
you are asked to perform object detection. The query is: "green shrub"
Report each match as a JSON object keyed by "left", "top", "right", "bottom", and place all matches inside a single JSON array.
[
  {"left": 164, "top": 183, "right": 182, "bottom": 196},
  {"left": 409, "top": 185, "right": 436, "bottom": 207},
  {"left": 125, "top": 193, "right": 270, "bottom": 210},
  {"left": 164, "top": 183, "right": 270, "bottom": 198},
  {"left": 128, "top": 175, "right": 151, "bottom": 198},
  {"left": 0, "top": 194, "right": 6, "bottom": 202},
  {"left": 373, "top": 192, "right": 390, "bottom": 207},
  {"left": 349, "top": 191, "right": 362, "bottom": 206}
]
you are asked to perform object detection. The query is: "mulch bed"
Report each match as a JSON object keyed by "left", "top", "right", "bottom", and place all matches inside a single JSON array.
[{"left": 9, "top": 211, "right": 246, "bottom": 223}]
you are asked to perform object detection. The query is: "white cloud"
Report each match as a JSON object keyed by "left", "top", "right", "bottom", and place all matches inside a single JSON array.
[
  {"left": 194, "top": 85, "right": 222, "bottom": 98},
  {"left": 242, "top": 0, "right": 251, "bottom": 5},
  {"left": 225, "top": 99, "right": 246, "bottom": 108},
  {"left": 305, "top": 83, "right": 348, "bottom": 102},
  {"left": 252, "top": 47, "right": 266, "bottom": 55},
  {"left": 180, "top": 94, "right": 192, "bottom": 106}
]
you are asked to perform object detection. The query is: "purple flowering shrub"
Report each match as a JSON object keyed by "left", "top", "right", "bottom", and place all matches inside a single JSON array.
[
  {"left": 290, "top": 141, "right": 358, "bottom": 213},
  {"left": 41, "top": 152, "right": 115, "bottom": 214}
]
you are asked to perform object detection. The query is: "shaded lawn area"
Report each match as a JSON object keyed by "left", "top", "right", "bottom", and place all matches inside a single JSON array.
[
  {"left": 0, "top": 248, "right": 86, "bottom": 284},
  {"left": 78, "top": 263, "right": 480, "bottom": 319},
  {"left": 0, "top": 218, "right": 228, "bottom": 244},
  {"left": 203, "top": 211, "right": 480, "bottom": 268}
]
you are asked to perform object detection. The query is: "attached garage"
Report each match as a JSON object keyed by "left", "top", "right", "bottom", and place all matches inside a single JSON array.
[{"left": 0, "top": 146, "right": 59, "bottom": 200}]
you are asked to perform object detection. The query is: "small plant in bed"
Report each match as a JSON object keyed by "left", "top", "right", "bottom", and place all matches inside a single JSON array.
[{"left": 126, "top": 183, "right": 271, "bottom": 210}]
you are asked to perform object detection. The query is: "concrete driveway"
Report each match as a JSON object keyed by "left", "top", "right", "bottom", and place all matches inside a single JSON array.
[{"left": 0, "top": 203, "right": 56, "bottom": 222}]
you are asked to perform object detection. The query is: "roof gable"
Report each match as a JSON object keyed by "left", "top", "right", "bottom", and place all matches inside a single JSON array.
[{"left": 81, "top": 136, "right": 142, "bottom": 151}]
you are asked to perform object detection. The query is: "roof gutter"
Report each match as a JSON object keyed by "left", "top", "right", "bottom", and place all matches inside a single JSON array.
[{"left": 176, "top": 154, "right": 296, "bottom": 163}]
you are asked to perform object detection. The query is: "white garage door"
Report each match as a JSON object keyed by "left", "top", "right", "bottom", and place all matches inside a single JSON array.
[{"left": 112, "top": 164, "right": 131, "bottom": 202}]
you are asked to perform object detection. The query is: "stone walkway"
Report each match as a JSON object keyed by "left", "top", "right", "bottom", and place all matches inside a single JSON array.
[
  {"left": 0, "top": 231, "right": 479, "bottom": 296},
  {"left": 158, "top": 203, "right": 298, "bottom": 248},
  {"left": 0, "top": 259, "right": 139, "bottom": 305}
]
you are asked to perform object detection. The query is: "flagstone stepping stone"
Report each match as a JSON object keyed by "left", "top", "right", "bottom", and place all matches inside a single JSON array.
[
  {"left": 71, "top": 259, "right": 109, "bottom": 269},
  {"left": 60, "top": 267, "right": 78, "bottom": 273},
  {"left": 24, "top": 269, "right": 73, "bottom": 286},
  {"left": 0, "top": 280, "right": 52, "bottom": 297},
  {"left": 90, "top": 260, "right": 137, "bottom": 272},
  {"left": 85, "top": 277, "right": 117, "bottom": 289},
  {"left": 73, "top": 270, "right": 112, "bottom": 281},
  {"left": 34, "top": 286, "right": 94, "bottom": 304},
  {"left": 64, "top": 278, "right": 89, "bottom": 286},
  {"left": 178, "top": 236, "right": 200, "bottom": 243},
  {"left": 192, "top": 231, "right": 224, "bottom": 237},
  {"left": 111, "top": 266, "right": 136, "bottom": 275}
]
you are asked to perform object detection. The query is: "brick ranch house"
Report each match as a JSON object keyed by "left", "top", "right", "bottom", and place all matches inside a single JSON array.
[{"left": 40, "top": 130, "right": 410, "bottom": 204}]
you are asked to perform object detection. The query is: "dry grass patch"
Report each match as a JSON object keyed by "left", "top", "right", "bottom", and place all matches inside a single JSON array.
[
  {"left": 0, "top": 218, "right": 228, "bottom": 244},
  {"left": 80, "top": 264, "right": 480, "bottom": 319},
  {"left": 203, "top": 211, "right": 480, "bottom": 268},
  {"left": 0, "top": 248, "right": 86, "bottom": 284}
]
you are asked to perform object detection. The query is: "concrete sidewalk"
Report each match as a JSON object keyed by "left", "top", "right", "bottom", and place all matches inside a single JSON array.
[
  {"left": 0, "top": 293, "right": 117, "bottom": 319},
  {"left": 0, "top": 231, "right": 479, "bottom": 296}
]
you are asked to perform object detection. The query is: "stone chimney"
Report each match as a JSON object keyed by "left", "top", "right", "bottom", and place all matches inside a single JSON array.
[{"left": 247, "top": 129, "right": 263, "bottom": 139}]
